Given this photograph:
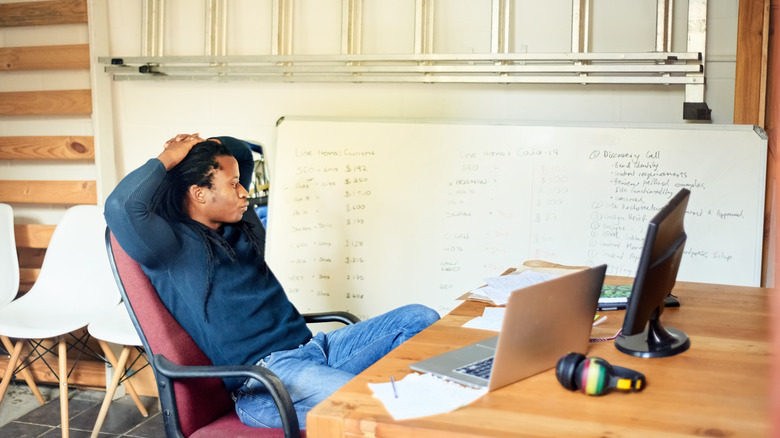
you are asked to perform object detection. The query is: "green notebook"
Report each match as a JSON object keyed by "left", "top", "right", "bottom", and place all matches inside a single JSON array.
[{"left": 598, "top": 284, "right": 632, "bottom": 310}]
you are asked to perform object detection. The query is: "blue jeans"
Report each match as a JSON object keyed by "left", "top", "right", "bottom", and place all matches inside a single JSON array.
[{"left": 234, "top": 304, "right": 440, "bottom": 429}]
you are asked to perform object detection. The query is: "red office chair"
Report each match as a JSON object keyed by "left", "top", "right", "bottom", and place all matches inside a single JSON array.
[{"left": 105, "top": 228, "right": 359, "bottom": 438}]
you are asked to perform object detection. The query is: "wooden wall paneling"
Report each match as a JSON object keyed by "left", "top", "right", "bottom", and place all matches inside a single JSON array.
[
  {"left": 0, "top": 180, "right": 97, "bottom": 204},
  {"left": 0, "top": 90, "right": 92, "bottom": 116},
  {"left": 18, "top": 248, "right": 45, "bottom": 268},
  {"left": 17, "top": 264, "right": 41, "bottom": 293},
  {"left": 736, "top": 0, "right": 772, "bottom": 285},
  {"left": 735, "top": 0, "right": 770, "bottom": 125},
  {"left": 766, "top": 1, "right": 780, "bottom": 435},
  {"left": 15, "top": 224, "right": 55, "bottom": 293},
  {"left": 14, "top": 224, "right": 55, "bottom": 249},
  {"left": 0, "top": 0, "right": 87, "bottom": 28},
  {"left": 735, "top": 0, "right": 771, "bottom": 126},
  {"left": 0, "top": 136, "right": 94, "bottom": 160},
  {"left": 17, "top": 244, "right": 47, "bottom": 292},
  {"left": 0, "top": 44, "right": 90, "bottom": 71}
]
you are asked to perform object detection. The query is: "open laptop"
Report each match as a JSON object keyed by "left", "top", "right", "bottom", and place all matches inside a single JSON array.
[{"left": 410, "top": 264, "right": 606, "bottom": 391}]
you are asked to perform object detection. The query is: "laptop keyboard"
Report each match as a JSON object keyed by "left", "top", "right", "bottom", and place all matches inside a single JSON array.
[{"left": 455, "top": 356, "right": 494, "bottom": 380}]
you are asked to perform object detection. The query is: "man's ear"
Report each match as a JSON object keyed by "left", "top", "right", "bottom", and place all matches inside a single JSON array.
[{"left": 188, "top": 185, "right": 207, "bottom": 204}]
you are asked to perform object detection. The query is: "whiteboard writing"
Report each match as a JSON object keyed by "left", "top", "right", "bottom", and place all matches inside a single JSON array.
[{"left": 267, "top": 119, "right": 767, "bottom": 319}]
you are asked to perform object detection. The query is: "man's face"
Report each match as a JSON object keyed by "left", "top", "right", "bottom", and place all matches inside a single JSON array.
[{"left": 200, "top": 155, "right": 249, "bottom": 229}]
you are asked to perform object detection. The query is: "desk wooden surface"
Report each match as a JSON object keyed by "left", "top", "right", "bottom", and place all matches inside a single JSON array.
[{"left": 307, "top": 280, "right": 770, "bottom": 437}]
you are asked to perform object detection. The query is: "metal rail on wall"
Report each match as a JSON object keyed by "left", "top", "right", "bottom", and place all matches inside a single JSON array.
[{"left": 99, "top": 0, "right": 711, "bottom": 120}]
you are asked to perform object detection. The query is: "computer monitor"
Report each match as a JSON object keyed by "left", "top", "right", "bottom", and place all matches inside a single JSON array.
[{"left": 614, "top": 188, "right": 691, "bottom": 358}]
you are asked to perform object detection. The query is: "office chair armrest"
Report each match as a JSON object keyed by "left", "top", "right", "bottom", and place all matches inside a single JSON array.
[
  {"left": 303, "top": 311, "right": 360, "bottom": 325},
  {"left": 153, "top": 354, "right": 300, "bottom": 438}
]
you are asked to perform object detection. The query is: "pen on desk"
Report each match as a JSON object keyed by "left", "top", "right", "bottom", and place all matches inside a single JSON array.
[{"left": 390, "top": 376, "right": 398, "bottom": 398}]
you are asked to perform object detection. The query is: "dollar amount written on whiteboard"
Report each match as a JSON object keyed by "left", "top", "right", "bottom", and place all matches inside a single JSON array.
[
  {"left": 345, "top": 190, "right": 372, "bottom": 197},
  {"left": 345, "top": 293, "right": 365, "bottom": 299},
  {"left": 346, "top": 204, "right": 367, "bottom": 212}
]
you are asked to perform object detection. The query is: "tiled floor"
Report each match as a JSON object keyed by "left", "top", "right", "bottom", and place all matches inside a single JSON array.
[{"left": 0, "top": 382, "right": 164, "bottom": 438}]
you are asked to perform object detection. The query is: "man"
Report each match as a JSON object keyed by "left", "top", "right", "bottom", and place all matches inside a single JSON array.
[{"left": 104, "top": 134, "right": 439, "bottom": 428}]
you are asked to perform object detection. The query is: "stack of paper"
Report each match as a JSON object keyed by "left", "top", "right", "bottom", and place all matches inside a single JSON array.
[{"left": 468, "top": 270, "right": 559, "bottom": 305}]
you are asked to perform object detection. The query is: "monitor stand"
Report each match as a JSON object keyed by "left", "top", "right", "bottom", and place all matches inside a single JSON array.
[{"left": 615, "top": 319, "right": 690, "bottom": 358}]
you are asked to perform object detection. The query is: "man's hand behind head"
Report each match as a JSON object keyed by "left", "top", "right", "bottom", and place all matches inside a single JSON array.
[{"left": 158, "top": 133, "right": 205, "bottom": 171}]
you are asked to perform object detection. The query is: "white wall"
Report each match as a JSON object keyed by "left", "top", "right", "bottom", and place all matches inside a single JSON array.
[
  {"left": 0, "top": 0, "right": 740, "bottom": 225},
  {"left": 103, "top": 0, "right": 739, "bottom": 180}
]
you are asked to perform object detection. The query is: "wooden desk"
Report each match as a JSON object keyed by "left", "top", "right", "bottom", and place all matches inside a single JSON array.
[{"left": 307, "top": 281, "right": 770, "bottom": 437}]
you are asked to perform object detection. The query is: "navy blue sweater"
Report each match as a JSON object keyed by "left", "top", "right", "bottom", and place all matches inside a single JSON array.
[{"left": 104, "top": 137, "right": 311, "bottom": 391}]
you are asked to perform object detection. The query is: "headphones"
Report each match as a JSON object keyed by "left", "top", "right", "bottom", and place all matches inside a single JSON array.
[{"left": 555, "top": 352, "right": 646, "bottom": 396}]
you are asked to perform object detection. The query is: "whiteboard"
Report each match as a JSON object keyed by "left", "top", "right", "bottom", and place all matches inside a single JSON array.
[{"left": 266, "top": 118, "right": 767, "bottom": 319}]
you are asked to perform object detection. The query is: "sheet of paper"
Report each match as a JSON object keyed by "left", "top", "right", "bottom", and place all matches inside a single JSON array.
[
  {"left": 369, "top": 373, "right": 487, "bottom": 420},
  {"left": 461, "top": 307, "right": 505, "bottom": 331},
  {"left": 463, "top": 307, "right": 606, "bottom": 332},
  {"left": 478, "top": 270, "right": 559, "bottom": 305}
]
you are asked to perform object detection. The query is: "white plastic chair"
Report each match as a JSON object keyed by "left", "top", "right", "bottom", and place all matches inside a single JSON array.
[
  {"left": 87, "top": 302, "right": 149, "bottom": 438},
  {"left": 0, "top": 203, "right": 19, "bottom": 307},
  {"left": 0, "top": 203, "right": 45, "bottom": 405},
  {"left": 0, "top": 205, "right": 120, "bottom": 437}
]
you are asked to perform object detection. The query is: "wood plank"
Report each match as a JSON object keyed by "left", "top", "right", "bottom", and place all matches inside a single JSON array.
[
  {"left": 0, "top": 180, "right": 97, "bottom": 204},
  {"left": 0, "top": 136, "right": 94, "bottom": 160},
  {"left": 766, "top": 3, "right": 779, "bottom": 432},
  {"left": 15, "top": 224, "right": 55, "bottom": 249},
  {"left": 17, "top": 246, "right": 46, "bottom": 294},
  {"left": 0, "top": 0, "right": 87, "bottom": 28},
  {"left": 19, "top": 267, "right": 40, "bottom": 293},
  {"left": 0, "top": 90, "right": 92, "bottom": 116},
  {"left": 735, "top": 0, "right": 773, "bottom": 285},
  {"left": 734, "top": 0, "right": 770, "bottom": 125},
  {"left": 18, "top": 247, "right": 45, "bottom": 268},
  {"left": 14, "top": 225, "right": 55, "bottom": 293},
  {"left": 0, "top": 44, "right": 90, "bottom": 72}
]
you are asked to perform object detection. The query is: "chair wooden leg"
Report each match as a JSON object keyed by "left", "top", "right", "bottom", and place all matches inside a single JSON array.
[
  {"left": 90, "top": 346, "right": 131, "bottom": 438},
  {"left": 58, "top": 337, "right": 69, "bottom": 438},
  {"left": 0, "top": 335, "right": 45, "bottom": 405},
  {"left": 0, "top": 339, "right": 23, "bottom": 406},
  {"left": 97, "top": 340, "right": 148, "bottom": 416}
]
